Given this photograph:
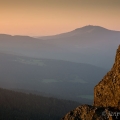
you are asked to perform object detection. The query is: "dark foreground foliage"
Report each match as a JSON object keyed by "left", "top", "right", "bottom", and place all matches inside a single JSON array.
[{"left": 0, "top": 88, "right": 79, "bottom": 120}]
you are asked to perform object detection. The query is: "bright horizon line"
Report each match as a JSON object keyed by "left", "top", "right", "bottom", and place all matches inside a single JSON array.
[{"left": 0, "top": 25, "right": 120, "bottom": 37}]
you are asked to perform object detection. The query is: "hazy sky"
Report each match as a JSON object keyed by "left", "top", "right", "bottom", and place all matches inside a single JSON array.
[{"left": 0, "top": 0, "right": 120, "bottom": 36}]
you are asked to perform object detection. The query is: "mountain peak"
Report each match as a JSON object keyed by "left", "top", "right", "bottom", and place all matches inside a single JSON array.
[{"left": 74, "top": 25, "right": 109, "bottom": 32}]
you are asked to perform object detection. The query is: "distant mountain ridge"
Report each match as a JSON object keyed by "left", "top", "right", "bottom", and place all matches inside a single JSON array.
[
  {"left": 0, "top": 25, "right": 120, "bottom": 69},
  {"left": 39, "top": 25, "right": 120, "bottom": 39}
]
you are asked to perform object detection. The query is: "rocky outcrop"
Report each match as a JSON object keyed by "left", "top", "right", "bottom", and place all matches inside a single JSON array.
[
  {"left": 61, "top": 45, "right": 120, "bottom": 120},
  {"left": 61, "top": 105, "right": 120, "bottom": 120},
  {"left": 94, "top": 45, "right": 120, "bottom": 108}
]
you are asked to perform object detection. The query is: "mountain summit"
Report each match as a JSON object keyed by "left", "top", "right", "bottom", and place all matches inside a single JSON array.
[
  {"left": 61, "top": 45, "right": 120, "bottom": 120},
  {"left": 74, "top": 25, "right": 109, "bottom": 32},
  {"left": 39, "top": 25, "right": 113, "bottom": 39}
]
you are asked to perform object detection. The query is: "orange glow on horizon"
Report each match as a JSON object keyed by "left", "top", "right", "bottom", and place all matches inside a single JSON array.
[{"left": 0, "top": 0, "right": 120, "bottom": 36}]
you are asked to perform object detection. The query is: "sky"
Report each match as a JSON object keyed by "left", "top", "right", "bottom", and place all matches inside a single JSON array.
[{"left": 0, "top": 0, "right": 120, "bottom": 36}]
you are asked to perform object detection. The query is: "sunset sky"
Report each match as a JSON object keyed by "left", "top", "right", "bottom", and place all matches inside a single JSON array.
[{"left": 0, "top": 0, "right": 120, "bottom": 36}]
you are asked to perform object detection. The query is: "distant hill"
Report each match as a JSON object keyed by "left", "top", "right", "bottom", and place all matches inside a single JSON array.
[
  {"left": 38, "top": 25, "right": 120, "bottom": 69},
  {"left": 39, "top": 25, "right": 114, "bottom": 39},
  {"left": 0, "top": 87, "right": 80, "bottom": 120},
  {"left": 0, "top": 25, "right": 120, "bottom": 69}
]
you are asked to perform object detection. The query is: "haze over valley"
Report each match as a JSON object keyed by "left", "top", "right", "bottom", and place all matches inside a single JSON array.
[
  {"left": 0, "top": 25, "right": 120, "bottom": 105},
  {"left": 0, "top": 0, "right": 120, "bottom": 119}
]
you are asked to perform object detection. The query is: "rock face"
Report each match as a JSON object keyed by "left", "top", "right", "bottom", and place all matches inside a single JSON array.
[
  {"left": 94, "top": 45, "right": 120, "bottom": 108},
  {"left": 61, "top": 105, "right": 120, "bottom": 120},
  {"left": 61, "top": 45, "right": 120, "bottom": 120}
]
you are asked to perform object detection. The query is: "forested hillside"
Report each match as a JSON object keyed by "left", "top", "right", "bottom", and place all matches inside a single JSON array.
[{"left": 0, "top": 88, "right": 79, "bottom": 120}]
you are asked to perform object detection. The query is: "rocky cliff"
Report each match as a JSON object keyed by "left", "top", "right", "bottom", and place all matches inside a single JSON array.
[
  {"left": 61, "top": 45, "right": 120, "bottom": 120},
  {"left": 94, "top": 45, "right": 120, "bottom": 108}
]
